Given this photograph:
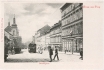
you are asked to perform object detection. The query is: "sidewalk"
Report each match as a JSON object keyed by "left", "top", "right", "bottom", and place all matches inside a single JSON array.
[
  {"left": 58, "top": 51, "right": 82, "bottom": 62},
  {"left": 43, "top": 50, "right": 80, "bottom": 56},
  {"left": 58, "top": 51, "right": 80, "bottom": 55}
]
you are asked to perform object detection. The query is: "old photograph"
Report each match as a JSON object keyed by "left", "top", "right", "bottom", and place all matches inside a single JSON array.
[{"left": 4, "top": 3, "right": 83, "bottom": 62}]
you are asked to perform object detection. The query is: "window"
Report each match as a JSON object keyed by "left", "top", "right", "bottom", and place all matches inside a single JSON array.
[
  {"left": 76, "top": 24, "right": 78, "bottom": 34},
  {"left": 59, "top": 36, "right": 60, "bottom": 43},
  {"left": 80, "top": 9, "right": 83, "bottom": 18}
]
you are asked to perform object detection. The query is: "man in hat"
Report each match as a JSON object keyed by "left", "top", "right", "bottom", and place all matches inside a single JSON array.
[
  {"left": 53, "top": 46, "right": 59, "bottom": 60},
  {"left": 49, "top": 46, "right": 53, "bottom": 62}
]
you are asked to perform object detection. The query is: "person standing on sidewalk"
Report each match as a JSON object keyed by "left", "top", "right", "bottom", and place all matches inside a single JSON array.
[
  {"left": 49, "top": 46, "right": 53, "bottom": 62},
  {"left": 80, "top": 48, "right": 83, "bottom": 60},
  {"left": 65, "top": 47, "right": 66, "bottom": 54},
  {"left": 53, "top": 46, "right": 59, "bottom": 60}
]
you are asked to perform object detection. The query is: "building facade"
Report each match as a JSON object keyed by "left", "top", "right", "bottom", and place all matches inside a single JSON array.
[
  {"left": 35, "top": 29, "right": 41, "bottom": 47},
  {"left": 45, "top": 30, "right": 50, "bottom": 50},
  {"left": 35, "top": 25, "right": 51, "bottom": 49},
  {"left": 50, "top": 21, "right": 62, "bottom": 51},
  {"left": 60, "top": 3, "right": 83, "bottom": 52}
]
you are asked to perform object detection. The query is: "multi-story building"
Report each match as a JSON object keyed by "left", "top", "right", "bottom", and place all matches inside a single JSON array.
[
  {"left": 60, "top": 3, "right": 83, "bottom": 52},
  {"left": 35, "top": 29, "right": 41, "bottom": 47},
  {"left": 50, "top": 21, "right": 62, "bottom": 51},
  {"left": 45, "top": 30, "right": 50, "bottom": 50},
  {"left": 35, "top": 25, "right": 51, "bottom": 49}
]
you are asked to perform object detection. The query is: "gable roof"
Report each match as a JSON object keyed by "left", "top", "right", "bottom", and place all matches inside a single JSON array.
[
  {"left": 5, "top": 26, "right": 12, "bottom": 32},
  {"left": 38, "top": 25, "right": 51, "bottom": 37}
]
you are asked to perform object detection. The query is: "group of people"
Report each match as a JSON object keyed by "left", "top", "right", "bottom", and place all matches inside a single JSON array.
[
  {"left": 48, "top": 46, "right": 59, "bottom": 62},
  {"left": 37, "top": 47, "right": 43, "bottom": 54}
]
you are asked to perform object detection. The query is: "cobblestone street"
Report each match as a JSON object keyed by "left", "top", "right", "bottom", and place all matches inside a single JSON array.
[{"left": 6, "top": 49, "right": 82, "bottom": 62}]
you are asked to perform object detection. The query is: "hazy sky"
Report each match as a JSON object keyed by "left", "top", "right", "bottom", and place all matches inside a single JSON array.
[{"left": 4, "top": 3, "right": 63, "bottom": 43}]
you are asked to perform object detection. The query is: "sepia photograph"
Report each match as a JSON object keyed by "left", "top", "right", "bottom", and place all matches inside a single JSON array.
[
  {"left": 4, "top": 3, "right": 83, "bottom": 62},
  {"left": 0, "top": 0, "right": 103, "bottom": 70}
]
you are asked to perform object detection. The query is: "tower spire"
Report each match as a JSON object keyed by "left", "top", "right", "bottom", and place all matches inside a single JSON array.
[
  {"left": 13, "top": 14, "right": 16, "bottom": 24},
  {"left": 12, "top": 14, "right": 17, "bottom": 27}
]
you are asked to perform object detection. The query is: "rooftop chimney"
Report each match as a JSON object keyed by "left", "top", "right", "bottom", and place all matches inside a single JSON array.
[{"left": 8, "top": 22, "right": 10, "bottom": 26}]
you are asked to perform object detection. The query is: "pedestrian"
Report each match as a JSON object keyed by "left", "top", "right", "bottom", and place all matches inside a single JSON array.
[
  {"left": 65, "top": 47, "right": 66, "bottom": 54},
  {"left": 49, "top": 46, "right": 53, "bottom": 62},
  {"left": 80, "top": 48, "right": 83, "bottom": 60},
  {"left": 53, "top": 46, "right": 59, "bottom": 60}
]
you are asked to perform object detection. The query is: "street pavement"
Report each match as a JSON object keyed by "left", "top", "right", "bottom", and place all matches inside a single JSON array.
[{"left": 6, "top": 49, "right": 82, "bottom": 62}]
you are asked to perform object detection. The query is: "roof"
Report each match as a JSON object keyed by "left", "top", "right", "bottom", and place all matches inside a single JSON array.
[
  {"left": 37, "top": 25, "right": 51, "bottom": 37},
  {"left": 60, "top": 3, "right": 72, "bottom": 11},
  {"left": 12, "top": 23, "right": 17, "bottom": 26},
  {"left": 4, "top": 30, "right": 13, "bottom": 36},
  {"left": 5, "top": 26, "right": 12, "bottom": 32},
  {"left": 50, "top": 21, "right": 61, "bottom": 31}
]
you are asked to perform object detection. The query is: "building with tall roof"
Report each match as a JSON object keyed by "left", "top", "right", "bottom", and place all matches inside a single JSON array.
[
  {"left": 5, "top": 14, "right": 22, "bottom": 53},
  {"left": 5, "top": 15, "right": 19, "bottom": 39},
  {"left": 60, "top": 3, "right": 83, "bottom": 53},
  {"left": 35, "top": 25, "right": 51, "bottom": 49}
]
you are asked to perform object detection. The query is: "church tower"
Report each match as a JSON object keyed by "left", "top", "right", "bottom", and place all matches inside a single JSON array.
[{"left": 12, "top": 14, "right": 19, "bottom": 37}]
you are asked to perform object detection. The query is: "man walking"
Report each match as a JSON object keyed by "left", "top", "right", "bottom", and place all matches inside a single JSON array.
[
  {"left": 53, "top": 46, "right": 59, "bottom": 60},
  {"left": 49, "top": 46, "right": 53, "bottom": 62}
]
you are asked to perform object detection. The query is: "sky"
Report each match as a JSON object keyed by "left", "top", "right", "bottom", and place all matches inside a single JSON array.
[{"left": 4, "top": 3, "right": 64, "bottom": 43}]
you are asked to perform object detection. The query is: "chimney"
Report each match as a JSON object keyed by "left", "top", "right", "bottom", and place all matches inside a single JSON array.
[
  {"left": 13, "top": 14, "right": 15, "bottom": 24},
  {"left": 8, "top": 22, "right": 10, "bottom": 26}
]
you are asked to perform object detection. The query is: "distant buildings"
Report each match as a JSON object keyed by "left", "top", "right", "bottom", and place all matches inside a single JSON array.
[
  {"left": 5, "top": 15, "right": 22, "bottom": 52},
  {"left": 5, "top": 15, "right": 21, "bottom": 39}
]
